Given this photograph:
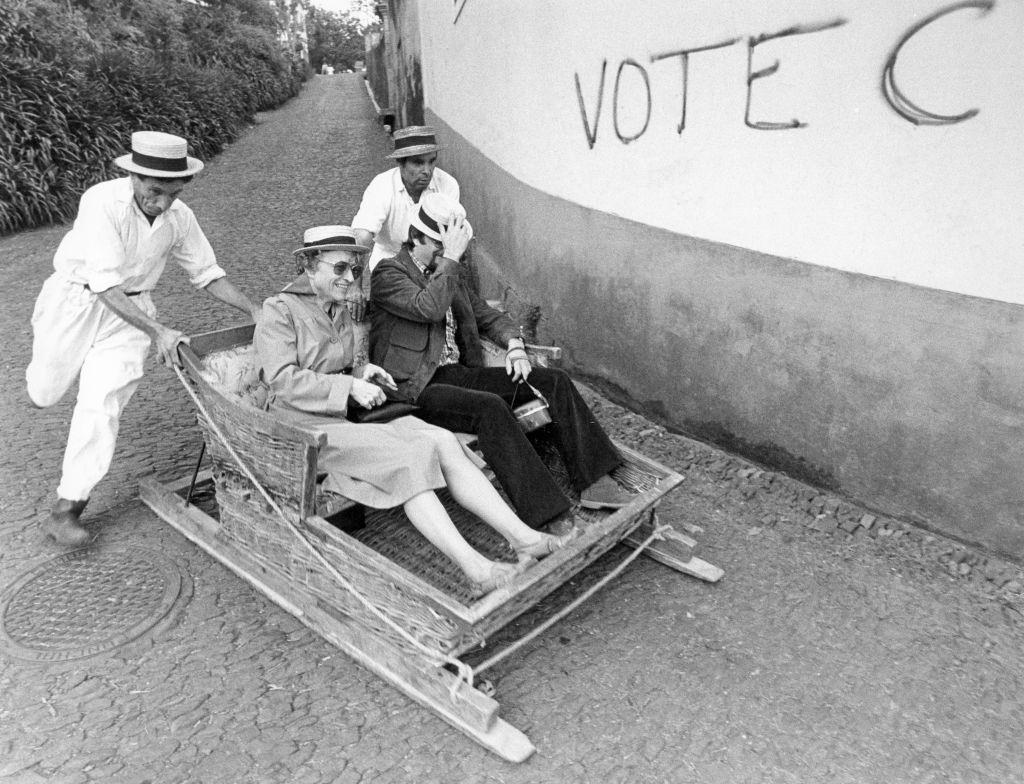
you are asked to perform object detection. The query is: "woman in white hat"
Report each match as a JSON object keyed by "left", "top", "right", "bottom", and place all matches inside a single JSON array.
[
  {"left": 255, "top": 225, "right": 572, "bottom": 595},
  {"left": 26, "top": 130, "right": 260, "bottom": 547}
]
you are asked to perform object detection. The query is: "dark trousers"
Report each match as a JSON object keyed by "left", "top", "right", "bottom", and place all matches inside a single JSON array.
[{"left": 415, "top": 364, "right": 621, "bottom": 528}]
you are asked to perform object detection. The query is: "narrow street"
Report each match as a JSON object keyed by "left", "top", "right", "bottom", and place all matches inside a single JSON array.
[{"left": 1, "top": 74, "right": 1022, "bottom": 783}]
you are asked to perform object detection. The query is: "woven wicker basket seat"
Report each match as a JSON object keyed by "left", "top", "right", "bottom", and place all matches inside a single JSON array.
[
  {"left": 170, "top": 324, "right": 668, "bottom": 646},
  {"left": 141, "top": 323, "right": 704, "bottom": 761}
]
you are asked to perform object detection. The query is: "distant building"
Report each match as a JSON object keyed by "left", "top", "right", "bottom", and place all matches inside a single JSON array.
[{"left": 271, "top": 0, "right": 309, "bottom": 63}]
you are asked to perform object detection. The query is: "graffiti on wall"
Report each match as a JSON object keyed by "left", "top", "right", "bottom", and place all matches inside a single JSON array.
[
  {"left": 882, "top": 0, "right": 993, "bottom": 126},
  {"left": 744, "top": 19, "right": 847, "bottom": 130},
  {"left": 575, "top": 1, "right": 995, "bottom": 148}
]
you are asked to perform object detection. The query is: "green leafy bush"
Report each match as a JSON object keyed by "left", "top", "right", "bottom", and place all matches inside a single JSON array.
[{"left": 0, "top": 0, "right": 307, "bottom": 236}]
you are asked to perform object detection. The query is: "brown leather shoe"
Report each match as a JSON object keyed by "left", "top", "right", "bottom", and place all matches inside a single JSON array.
[{"left": 42, "top": 498, "right": 91, "bottom": 547}]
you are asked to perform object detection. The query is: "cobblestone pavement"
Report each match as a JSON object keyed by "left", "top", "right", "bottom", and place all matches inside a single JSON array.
[{"left": 2, "top": 75, "right": 1024, "bottom": 783}]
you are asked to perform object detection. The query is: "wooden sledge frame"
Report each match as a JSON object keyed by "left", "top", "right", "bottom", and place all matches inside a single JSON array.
[
  {"left": 141, "top": 324, "right": 723, "bottom": 761},
  {"left": 141, "top": 471, "right": 536, "bottom": 760}
]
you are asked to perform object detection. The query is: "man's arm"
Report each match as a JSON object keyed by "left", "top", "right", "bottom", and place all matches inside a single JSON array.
[
  {"left": 349, "top": 174, "right": 388, "bottom": 311},
  {"left": 468, "top": 286, "right": 519, "bottom": 346},
  {"left": 345, "top": 229, "right": 379, "bottom": 320},
  {"left": 371, "top": 257, "right": 460, "bottom": 322},
  {"left": 96, "top": 289, "right": 187, "bottom": 366},
  {"left": 202, "top": 277, "right": 260, "bottom": 323},
  {"left": 353, "top": 229, "right": 374, "bottom": 250},
  {"left": 464, "top": 285, "right": 530, "bottom": 380},
  {"left": 346, "top": 233, "right": 375, "bottom": 320}
]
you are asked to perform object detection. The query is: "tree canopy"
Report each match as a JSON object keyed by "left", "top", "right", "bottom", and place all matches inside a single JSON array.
[
  {"left": 0, "top": 0, "right": 308, "bottom": 234},
  {"left": 307, "top": 2, "right": 379, "bottom": 72}
]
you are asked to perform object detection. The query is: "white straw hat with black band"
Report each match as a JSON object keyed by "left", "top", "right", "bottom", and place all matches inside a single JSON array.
[
  {"left": 386, "top": 125, "right": 442, "bottom": 159},
  {"left": 113, "top": 131, "right": 205, "bottom": 178},
  {"left": 292, "top": 225, "right": 372, "bottom": 256},
  {"left": 409, "top": 193, "right": 472, "bottom": 242}
]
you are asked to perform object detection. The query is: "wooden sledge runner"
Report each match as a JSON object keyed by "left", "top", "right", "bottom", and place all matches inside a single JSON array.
[{"left": 140, "top": 324, "right": 722, "bottom": 761}]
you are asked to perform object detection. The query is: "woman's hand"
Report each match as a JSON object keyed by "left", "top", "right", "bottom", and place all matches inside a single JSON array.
[
  {"left": 359, "top": 363, "right": 397, "bottom": 391},
  {"left": 349, "top": 378, "right": 387, "bottom": 408}
]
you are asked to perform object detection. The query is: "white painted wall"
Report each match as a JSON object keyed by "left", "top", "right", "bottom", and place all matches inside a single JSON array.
[{"left": 418, "top": 0, "right": 1024, "bottom": 303}]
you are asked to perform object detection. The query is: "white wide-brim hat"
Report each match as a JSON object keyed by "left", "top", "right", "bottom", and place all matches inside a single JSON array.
[
  {"left": 409, "top": 192, "right": 472, "bottom": 242},
  {"left": 292, "top": 225, "right": 372, "bottom": 256},
  {"left": 114, "top": 131, "right": 205, "bottom": 178},
  {"left": 386, "top": 125, "right": 442, "bottom": 159}
]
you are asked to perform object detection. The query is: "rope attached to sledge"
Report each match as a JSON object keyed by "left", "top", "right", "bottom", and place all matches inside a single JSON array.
[
  {"left": 472, "top": 516, "right": 671, "bottom": 676},
  {"left": 173, "top": 364, "right": 475, "bottom": 697}
]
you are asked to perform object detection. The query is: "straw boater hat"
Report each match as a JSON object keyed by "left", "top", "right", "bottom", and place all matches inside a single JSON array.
[
  {"left": 387, "top": 125, "right": 441, "bottom": 159},
  {"left": 292, "top": 225, "right": 371, "bottom": 257},
  {"left": 410, "top": 193, "right": 472, "bottom": 242},
  {"left": 114, "top": 131, "right": 205, "bottom": 178}
]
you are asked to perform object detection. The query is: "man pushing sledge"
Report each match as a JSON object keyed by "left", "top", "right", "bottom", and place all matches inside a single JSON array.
[{"left": 26, "top": 131, "right": 259, "bottom": 546}]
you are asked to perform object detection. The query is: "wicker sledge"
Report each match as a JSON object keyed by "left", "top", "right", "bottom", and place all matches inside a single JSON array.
[{"left": 140, "top": 324, "right": 722, "bottom": 761}]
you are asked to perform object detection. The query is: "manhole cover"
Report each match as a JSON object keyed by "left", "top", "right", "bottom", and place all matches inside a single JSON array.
[{"left": 0, "top": 545, "right": 190, "bottom": 663}]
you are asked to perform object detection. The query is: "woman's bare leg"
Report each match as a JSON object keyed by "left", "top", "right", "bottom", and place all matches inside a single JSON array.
[
  {"left": 426, "top": 430, "right": 570, "bottom": 553},
  {"left": 402, "top": 491, "right": 521, "bottom": 588}
]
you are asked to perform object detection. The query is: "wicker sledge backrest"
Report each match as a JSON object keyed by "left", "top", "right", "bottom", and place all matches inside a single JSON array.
[
  {"left": 181, "top": 326, "right": 323, "bottom": 519},
  {"left": 199, "top": 345, "right": 268, "bottom": 409}
]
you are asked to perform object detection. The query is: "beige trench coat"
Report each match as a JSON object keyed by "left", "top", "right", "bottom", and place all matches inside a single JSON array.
[{"left": 255, "top": 274, "right": 446, "bottom": 508}]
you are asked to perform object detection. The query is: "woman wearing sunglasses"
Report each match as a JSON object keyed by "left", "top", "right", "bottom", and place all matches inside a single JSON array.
[{"left": 255, "top": 225, "right": 571, "bottom": 595}]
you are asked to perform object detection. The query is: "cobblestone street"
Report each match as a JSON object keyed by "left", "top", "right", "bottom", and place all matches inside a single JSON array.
[{"left": 2, "top": 75, "right": 1023, "bottom": 783}]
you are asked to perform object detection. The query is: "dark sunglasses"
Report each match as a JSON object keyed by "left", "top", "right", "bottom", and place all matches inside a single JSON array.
[{"left": 316, "top": 259, "right": 363, "bottom": 279}]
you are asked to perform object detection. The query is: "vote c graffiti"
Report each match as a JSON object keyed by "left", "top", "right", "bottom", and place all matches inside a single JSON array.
[{"left": 574, "top": 1, "right": 996, "bottom": 148}]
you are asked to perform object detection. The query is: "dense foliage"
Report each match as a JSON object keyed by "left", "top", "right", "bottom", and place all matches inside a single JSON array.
[{"left": 0, "top": 0, "right": 310, "bottom": 236}]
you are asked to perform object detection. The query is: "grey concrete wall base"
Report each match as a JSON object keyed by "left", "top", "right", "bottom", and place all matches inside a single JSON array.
[{"left": 427, "top": 109, "right": 1024, "bottom": 561}]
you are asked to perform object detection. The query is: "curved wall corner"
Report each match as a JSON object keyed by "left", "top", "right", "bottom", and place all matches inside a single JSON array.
[{"left": 428, "top": 109, "right": 1024, "bottom": 560}]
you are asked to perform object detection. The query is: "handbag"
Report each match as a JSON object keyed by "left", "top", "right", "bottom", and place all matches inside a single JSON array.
[{"left": 510, "top": 380, "right": 552, "bottom": 433}]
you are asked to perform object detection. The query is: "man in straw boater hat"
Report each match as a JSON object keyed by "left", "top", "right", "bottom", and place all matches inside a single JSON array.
[
  {"left": 345, "top": 126, "right": 460, "bottom": 320},
  {"left": 370, "top": 193, "right": 636, "bottom": 533},
  {"left": 352, "top": 125, "right": 460, "bottom": 272},
  {"left": 26, "top": 130, "right": 260, "bottom": 547}
]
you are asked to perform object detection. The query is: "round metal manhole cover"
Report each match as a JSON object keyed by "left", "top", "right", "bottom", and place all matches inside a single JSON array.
[{"left": 0, "top": 545, "right": 191, "bottom": 663}]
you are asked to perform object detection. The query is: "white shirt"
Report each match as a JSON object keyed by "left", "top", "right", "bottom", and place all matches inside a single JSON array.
[
  {"left": 52, "top": 177, "right": 226, "bottom": 294},
  {"left": 351, "top": 166, "right": 460, "bottom": 270}
]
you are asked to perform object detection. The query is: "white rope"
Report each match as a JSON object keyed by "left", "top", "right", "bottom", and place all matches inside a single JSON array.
[
  {"left": 173, "top": 365, "right": 475, "bottom": 696},
  {"left": 472, "top": 514, "right": 671, "bottom": 676}
]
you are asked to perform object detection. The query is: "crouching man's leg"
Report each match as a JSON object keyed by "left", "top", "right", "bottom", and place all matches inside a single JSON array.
[
  {"left": 25, "top": 277, "right": 96, "bottom": 409},
  {"left": 45, "top": 314, "right": 151, "bottom": 546}
]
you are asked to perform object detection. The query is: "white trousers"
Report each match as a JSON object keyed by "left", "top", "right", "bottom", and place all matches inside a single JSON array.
[{"left": 26, "top": 275, "right": 155, "bottom": 501}]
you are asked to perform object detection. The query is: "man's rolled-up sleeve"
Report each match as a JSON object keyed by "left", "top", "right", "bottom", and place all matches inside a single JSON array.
[
  {"left": 173, "top": 209, "right": 226, "bottom": 289},
  {"left": 351, "top": 176, "right": 389, "bottom": 235},
  {"left": 256, "top": 299, "right": 353, "bottom": 416}
]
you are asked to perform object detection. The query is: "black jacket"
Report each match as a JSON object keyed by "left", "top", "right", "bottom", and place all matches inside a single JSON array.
[{"left": 370, "top": 247, "right": 518, "bottom": 401}]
